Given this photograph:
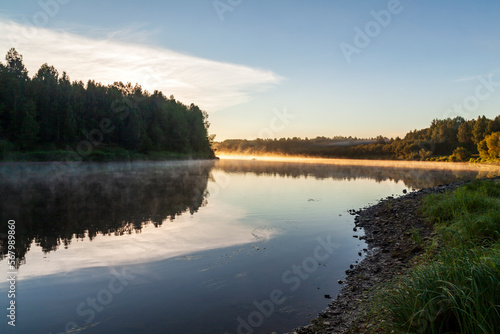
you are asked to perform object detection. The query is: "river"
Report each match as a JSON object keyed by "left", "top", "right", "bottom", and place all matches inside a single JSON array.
[{"left": 0, "top": 159, "right": 498, "bottom": 334}]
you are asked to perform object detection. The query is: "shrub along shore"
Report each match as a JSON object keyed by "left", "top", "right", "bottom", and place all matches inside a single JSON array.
[{"left": 289, "top": 177, "right": 500, "bottom": 334}]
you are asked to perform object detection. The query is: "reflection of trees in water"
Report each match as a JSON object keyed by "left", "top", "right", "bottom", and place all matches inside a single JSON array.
[
  {"left": 0, "top": 161, "right": 214, "bottom": 266},
  {"left": 214, "top": 160, "right": 498, "bottom": 190},
  {"left": 1, "top": 159, "right": 497, "bottom": 266}
]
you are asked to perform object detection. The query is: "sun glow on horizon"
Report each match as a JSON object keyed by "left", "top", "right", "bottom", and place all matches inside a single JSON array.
[{"left": 216, "top": 153, "right": 500, "bottom": 171}]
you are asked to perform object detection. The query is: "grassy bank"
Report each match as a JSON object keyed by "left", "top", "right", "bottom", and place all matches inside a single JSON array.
[
  {"left": 371, "top": 180, "right": 500, "bottom": 333},
  {"left": 0, "top": 147, "right": 217, "bottom": 162}
]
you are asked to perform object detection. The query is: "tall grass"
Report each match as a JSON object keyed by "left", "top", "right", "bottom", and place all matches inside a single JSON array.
[
  {"left": 375, "top": 180, "right": 500, "bottom": 334},
  {"left": 422, "top": 180, "right": 500, "bottom": 244},
  {"left": 381, "top": 246, "right": 500, "bottom": 334}
]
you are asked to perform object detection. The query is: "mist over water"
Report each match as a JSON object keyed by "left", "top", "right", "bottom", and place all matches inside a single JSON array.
[
  {"left": 0, "top": 159, "right": 498, "bottom": 334},
  {"left": 215, "top": 158, "right": 499, "bottom": 189},
  {"left": 0, "top": 161, "right": 214, "bottom": 265}
]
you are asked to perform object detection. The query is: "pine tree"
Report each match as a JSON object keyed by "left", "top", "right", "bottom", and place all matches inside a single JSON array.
[{"left": 5, "top": 48, "right": 28, "bottom": 79}]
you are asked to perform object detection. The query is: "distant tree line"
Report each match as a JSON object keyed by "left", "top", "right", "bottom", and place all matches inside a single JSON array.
[
  {"left": 0, "top": 48, "right": 215, "bottom": 160},
  {"left": 215, "top": 116, "right": 500, "bottom": 162}
]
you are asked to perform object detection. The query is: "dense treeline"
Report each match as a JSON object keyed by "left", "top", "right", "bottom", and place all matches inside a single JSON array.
[
  {"left": 0, "top": 48, "right": 215, "bottom": 160},
  {"left": 216, "top": 116, "right": 500, "bottom": 162}
]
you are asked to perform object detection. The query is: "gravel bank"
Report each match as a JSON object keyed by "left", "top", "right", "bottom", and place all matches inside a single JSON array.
[{"left": 287, "top": 180, "right": 475, "bottom": 334}]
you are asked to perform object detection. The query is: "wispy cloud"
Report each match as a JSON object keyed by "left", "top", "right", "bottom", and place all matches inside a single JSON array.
[
  {"left": 450, "top": 75, "right": 483, "bottom": 83},
  {"left": 0, "top": 19, "right": 282, "bottom": 111},
  {"left": 451, "top": 69, "right": 500, "bottom": 83}
]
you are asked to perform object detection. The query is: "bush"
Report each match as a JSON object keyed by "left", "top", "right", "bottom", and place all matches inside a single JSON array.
[
  {"left": 449, "top": 147, "right": 471, "bottom": 162},
  {"left": 485, "top": 132, "right": 500, "bottom": 159}
]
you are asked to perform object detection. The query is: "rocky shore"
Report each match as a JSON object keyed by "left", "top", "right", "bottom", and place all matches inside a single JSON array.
[{"left": 287, "top": 181, "right": 472, "bottom": 334}]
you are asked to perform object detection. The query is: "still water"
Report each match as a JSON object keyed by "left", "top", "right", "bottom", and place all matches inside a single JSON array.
[{"left": 0, "top": 159, "right": 498, "bottom": 334}]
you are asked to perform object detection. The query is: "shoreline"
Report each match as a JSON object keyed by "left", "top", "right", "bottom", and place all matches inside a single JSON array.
[
  {"left": 287, "top": 180, "right": 478, "bottom": 334},
  {"left": 217, "top": 154, "right": 500, "bottom": 171},
  {"left": 0, "top": 150, "right": 218, "bottom": 163}
]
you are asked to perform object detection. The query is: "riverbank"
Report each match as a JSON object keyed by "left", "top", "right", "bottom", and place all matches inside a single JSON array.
[
  {"left": 288, "top": 177, "right": 500, "bottom": 334},
  {"left": 1, "top": 148, "right": 217, "bottom": 162}
]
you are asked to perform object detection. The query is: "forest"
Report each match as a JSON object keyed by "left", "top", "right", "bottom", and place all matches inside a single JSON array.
[
  {"left": 0, "top": 48, "right": 216, "bottom": 161},
  {"left": 1, "top": 47, "right": 499, "bottom": 164},
  {"left": 216, "top": 115, "right": 500, "bottom": 162}
]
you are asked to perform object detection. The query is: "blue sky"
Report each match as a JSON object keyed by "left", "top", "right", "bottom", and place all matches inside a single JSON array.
[{"left": 1, "top": 0, "right": 500, "bottom": 140}]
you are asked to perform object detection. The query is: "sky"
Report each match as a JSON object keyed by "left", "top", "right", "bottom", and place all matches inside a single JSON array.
[{"left": 1, "top": 0, "right": 500, "bottom": 140}]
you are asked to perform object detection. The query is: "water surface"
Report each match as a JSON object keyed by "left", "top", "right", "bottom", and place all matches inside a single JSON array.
[{"left": 0, "top": 159, "right": 498, "bottom": 333}]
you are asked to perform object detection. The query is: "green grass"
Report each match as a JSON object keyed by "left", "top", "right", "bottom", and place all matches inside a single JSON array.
[
  {"left": 380, "top": 246, "right": 500, "bottom": 334},
  {"left": 372, "top": 179, "right": 500, "bottom": 334},
  {"left": 422, "top": 180, "right": 500, "bottom": 244}
]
